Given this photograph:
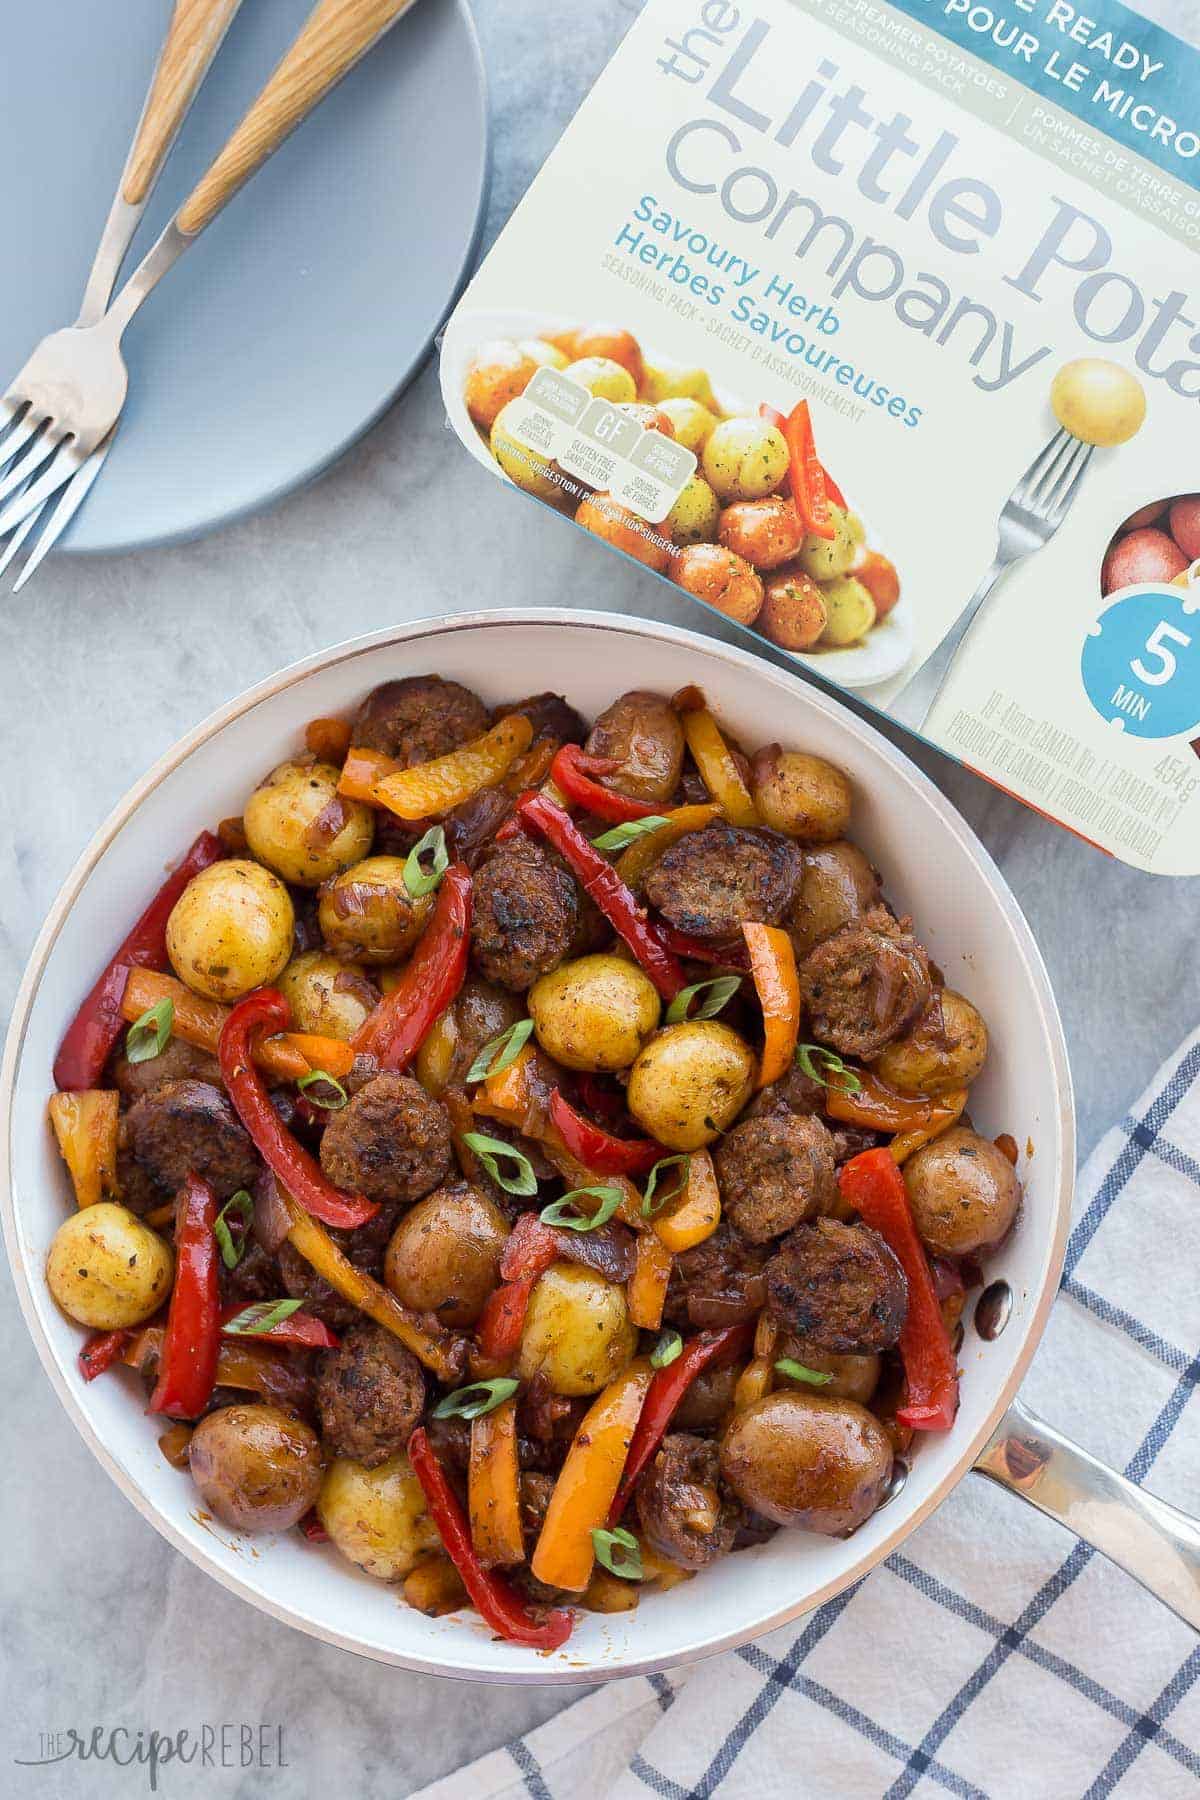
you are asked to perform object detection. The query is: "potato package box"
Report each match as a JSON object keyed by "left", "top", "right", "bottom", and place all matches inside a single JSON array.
[{"left": 440, "top": 0, "right": 1200, "bottom": 873}]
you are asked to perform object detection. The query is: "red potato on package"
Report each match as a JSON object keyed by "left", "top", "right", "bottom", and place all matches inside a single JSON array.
[
  {"left": 576, "top": 493, "right": 673, "bottom": 573},
  {"left": 1101, "top": 527, "right": 1188, "bottom": 596},
  {"left": 1120, "top": 500, "right": 1167, "bottom": 533},
  {"left": 718, "top": 497, "right": 805, "bottom": 570},
  {"left": 760, "top": 568, "right": 827, "bottom": 650},
  {"left": 854, "top": 551, "right": 901, "bottom": 622},
  {"left": 1168, "top": 496, "right": 1200, "bottom": 561},
  {"left": 465, "top": 341, "right": 540, "bottom": 433},
  {"left": 569, "top": 325, "right": 644, "bottom": 388},
  {"left": 671, "top": 543, "right": 764, "bottom": 625}
]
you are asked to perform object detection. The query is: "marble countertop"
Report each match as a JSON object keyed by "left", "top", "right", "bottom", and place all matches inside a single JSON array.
[{"left": 3, "top": 0, "right": 1198, "bottom": 1793}]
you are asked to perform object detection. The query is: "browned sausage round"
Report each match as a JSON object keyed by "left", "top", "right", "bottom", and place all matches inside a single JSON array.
[
  {"left": 126, "top": 1079, "right": 259, "bottom": 1198},
  {"left": 471, "top": 837, "right": 580, "bottom": 991},
  {"left": 798, "top": 905, "right": 932, "bottom": 1059},
  {"left": 352, "top": 676, "right": 490, "bottom": 766},
  {"left": 277, "top": 1206, "right": 398, "bottom": 1328},
  {"left": 314, "top": 1322, "right": 425, "bottom": 1468},
  {"left": 112, "top": 1037, "right": 223, "bottom": 1106},
  {"left": 584, "top": 690, "right": 685, "bottom": 804},
  {"left": 644, "top": 824, "right": 802, "bottom": 938},
  {"left": 720, "top": 1391, "right": 892, "bottom": 1533},
  {"left": 715, "top": 1112, "right": 838, "bottom": 1243},
  {"left": 494, "top": 692, "right": 587, "bottom": 747},
  {"left": 765, "top": 1217, "right": 907, "bottom": 1351},
  {"left": 319, "top": 1073, "right": 451, "bottom": 1204},
  {"left": 636, "top": 1433, "right": 741, "bottom": 1569},
  {"left": 672, "top": 1363, "right": 741, "bottom": 1433},
  {"left": 664, "top": 1223, "right": 769, "bottom": 1329}
]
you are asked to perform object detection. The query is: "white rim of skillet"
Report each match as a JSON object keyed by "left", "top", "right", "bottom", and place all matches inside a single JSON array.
[
  {"left": 0, "top": 609, "right": 1075, "bottom": 1683},
  {"left": 58, "top": 0, "right": 491, "bottom": 555}
]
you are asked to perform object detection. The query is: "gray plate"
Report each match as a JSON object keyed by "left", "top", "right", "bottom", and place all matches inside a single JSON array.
[{"left": 0, "top": 0, "right": 489, "bottom": 554}]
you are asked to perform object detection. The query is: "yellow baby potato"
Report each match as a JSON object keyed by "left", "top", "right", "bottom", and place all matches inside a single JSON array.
[
  {"left": 517, "top": 1264, "right": 638, "bottom": 1396},
  {"left": 657, "top": 397, "right": 719, "bottom": 454},
  {"left": 626, "top": 1020, "right": 756, "bottom": 1150},
  {"left": 46, "top": 1203, "right": 173, "bottom": 1330},
  {"left": 702, "top": 417, "right": 790, "bottom": 502},
  {"left": 564, "top": 356, "right": 638, "bottom": 404},
  {"left": 317, "top": 1453, "right": 440, "bottom": 1583},
  {"left": 528, "top": 953, "right": 661, "bottom": 1072},
  {"left": 166, "top": 859, "right": 294, "bottom": 1002},
  {"left": 818, "top": 576, "right": 876, "bottom": 646},
  {"left": 666, "top": 474, "right": 722, "bottom": 545},
  {"left": 243, "top": 758, "right": 374, "bottom": 887},
  {"left": 1051, "top": 358, "right": 1146, "bottom": 447}
]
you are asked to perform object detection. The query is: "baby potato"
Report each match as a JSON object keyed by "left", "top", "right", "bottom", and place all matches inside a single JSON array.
[
  {"left": 465, "top": 340, "right": 539, "bottom": 434},
  {"left": 576, "top": 493, "right": 673, "bottom": 573},
  {"left": 1168, "top": 496, "right": 1200, "bottom": 561},
  {"left": 750, "top": 746, "right": 852, "bottom": 842},
  {"left": 528, "top": 953, "right": 661, "bottom": 1072},
  {"left": 570, "top": 325, "right": 644, "bottom": 386},
  {"left": 1101, "top": 527, "right": 1187, "bottom": 595},
  {"left": 854, "top": 551, "right": 901, "bottom": 622},
  {"left": 516, "top": 1263, "right": 637, "bottom": 1396},
  {"left": 718, "top": 497, "right": 804, "bottom": 570},
  {"left": 787, "top": 840, "right": 879, "bottom": 958},
  {"left": 277, "top": 949, "right": 379, "bottom": 1041},
  {"left": 702, "top": 417, "right": 789, "bottom": 502},
  {"left": 796, "top": 505, "right": 858, "bottom": 581},
  {"left": 46, "top": 1202, "right": 173, "bottom": 1329},
  {"left": 518, "top": 336, "right": 569, "bottom": 371},
  {"left": 640, "top": 358, "right": 718, "bottom": 409},
  {"left": 491, "top": 401, "right": 570, "bottom": 507},
  {"left": 616, "top": 402, "right": 675, "bottom": 436},
  {"left": 872, "top": 990, "right": 989, "bottom": 1094},
  {"left": 720, "top": 1391, "right": 892, "bottom": 1533},
  {"left": 243, "top": 758, "right": 374, "bottom": 887},
  {"left": 317, "top": 1451, "right": 440, "bottom": 1581},
  {"left": 1051, "top": 357, "right": 1146, "bottom": 447},
  {"left": 318, "top": 855, "right": 434, "bottom": 965},
  {"left": 818, "top": 576, "right": 876, "bottom": 646},
  {"left": 656, "top": 397, "right": 718, "bottom": 454},
  {"left": 189, "top": 1405, "right": 323, "bottom": 1532},
  {"left": 586, "top": 691, "right": 685, "bottom": 803},
  {"left": 167, "top": 859, "right": 294, "bottom": 1002},
  {"left": 565, "top": 356, "right": 637, "bottom": 404},
  {"left": 626, "top": 1020, "right": 756, "bottom": 1150},
  {"left": 670, "top": 543, "right": 764, "bottom": 625},
  {"left": 665, "top": 475, "right": 721, "bottom": 546},
  {"left": 760, "top": 569, "right": 828, "bottom": 651},
  {"left": 903, "top": 1126, "right": 1021, "bottom": 1258},
  {"left": 384, "top": 1182, "right": 509, "bottom": 1327}
]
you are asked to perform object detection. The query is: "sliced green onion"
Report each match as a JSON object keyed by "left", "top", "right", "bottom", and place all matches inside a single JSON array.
[
  {"left": 795, "top": 1044, "right": 862, "bottom": 1092},
  {"left": 539, "top": 1186, "right": 623, "bottom": 1232},
  {"left": 650, "top": 1329, "right": 683, "bottom": 1370},
  {"left": 665, "top": 974, "right": 741, "bottom": 1026},
  {"left": 466, "top": 1017, "right": 534, "bottom": 1084},
  {"left": 774, "top": 1357, "right": 834, "bottom": 1387},
  {"left": 297, "top": 1069, "right": 349, "bottom": 1111},
  {"left": 432, "top": 1377, "right": 520, "bottom": 1422},
  {"left": 213, "top": 1190, "right": 255, "bottom": 1271},
  {"left": 462, "top": 1132, "right": 539, "bottom": 1197},
  {"left": 591, "top": 1525, "right": 643, "bottom": 1581},
  {"left": 590, "top": 815, "right": 670, "bottom": 852},
  {"left": 125, "top": 997, "right": 174, "bottom": 1064},
  {"left": 223, "top": 1298, "right": 304, "bottom": 1336},
  {"left": 403, "top": 824, "right": 449, "bottom": 898},
  {"left": 641, "top": 1154, "right": 691, "bottom": 1218}
]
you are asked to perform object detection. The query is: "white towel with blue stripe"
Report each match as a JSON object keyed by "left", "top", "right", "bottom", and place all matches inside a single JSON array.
[{"left": 416, "top": 1032, "right": 1200, "bottom": 1799}]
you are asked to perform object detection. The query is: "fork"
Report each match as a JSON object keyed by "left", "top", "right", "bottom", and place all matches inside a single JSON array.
[
  {"left": 0, "top": 0, "right": 415, "bottom": 567},
  {"left": 887, "top": 428, "right": 1094, "bottom": 735},
  {"left": 0, "top": 0, "right": 245, "bottom": 590}
]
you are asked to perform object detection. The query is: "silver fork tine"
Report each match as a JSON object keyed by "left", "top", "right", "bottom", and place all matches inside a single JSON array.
[
  {"left": 10, "top": 432, "right": 114, "bottom": 591},
  {"left": 1048, "top": 442, "right": 1093, "bottom": 525},
  {"left": 0, "top": 407, "right": 43, "bottom": 471},
  {"left": 1013, "top": 428, "right": 1067, "bottom": 504},
  {"left": 0, "top": 473, "right": 43, "bottom": 578},
  {"left": 1030, "top": 432, "right": 1076, "bottom": 507},
  {"left": 0, "top": 436, "right": 67, "bottom": 513}
]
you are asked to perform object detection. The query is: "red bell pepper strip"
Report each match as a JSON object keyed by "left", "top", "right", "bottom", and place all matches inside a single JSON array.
[
  {"left": 79, "top": 1328, "right": 133, "bottom": 1382},
  {"left": 408, "top": 1427, "right": 574, "bottom": 1649},
  {"left": 759, "top": 403, "right": 846, "bottom": 511},
  {"left": 548, "top": 1088, "right": 661, "bottom": 1176},
  {"left": 352, "top": 864, "right": 472, "bottom": 1069},
  {"left": 477, "top": 1215, "right": 561, "bottom": 1361},
  {"left": 219, "top": 1304, "right": 340, "bottom": 1350},
  {"left": 549, "top": 746, "right": 661, "bottom": 824},
  {"left": 150, "top": 1172, "right": 222, "bottom": 1419},
  {"left": 219, "top": 990, "right": 379, "bottom": 1230},
  {"left": 781, "top": 400, "right": 836, "bottom": 541},
  {"left": 839, "top": 1148, "right": 959, "bottom": 1431},
  {"left": 654, "top": 923, "right": 750, "bottom": 971},
  {"left": 299, "top": 1511, "right": 330, "bottom": 1543},
  {"left": 516, "top": 792, "right": 685, "bottom": 1002},
  {"left": 53, "top": 830, "right": 225, "bottom": 1090},
  {"left": 609, "top": 1322, "right": 754, "bottom": 1523}
]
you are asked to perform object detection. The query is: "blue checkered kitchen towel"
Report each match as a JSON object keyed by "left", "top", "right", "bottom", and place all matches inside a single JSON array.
[{"left": 417, "top": 1032, "right": 1200, "bottom": 1800}]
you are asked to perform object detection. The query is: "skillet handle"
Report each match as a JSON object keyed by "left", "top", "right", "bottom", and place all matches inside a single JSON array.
[{"left": 973, "top": 1394, "right": 1200, "bottom": 1632}]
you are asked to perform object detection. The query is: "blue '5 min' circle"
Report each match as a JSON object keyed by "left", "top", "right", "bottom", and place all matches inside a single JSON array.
[{"left": 1081, "top": 584, "right": 1200, "bottom": 740}]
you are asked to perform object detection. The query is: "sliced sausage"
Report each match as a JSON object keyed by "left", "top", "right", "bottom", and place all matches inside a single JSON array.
[
  {"left": 126, "top": 1079, "right": 259, "bottom": 1198},
  {"left": 352, "top": 676, "right": 490, "bottom": 766},
  {"left": 319, "top": 1073, "right": 451, "bottom": 1204},
  {"left": 765, "top": 1217, "right": 907, "bottom": 1352},
  {"left": 494, "top": 692, "right": 587, "bottom": 747},
  {"left": 664, "top": 1223, "right": 768, "bottom": 1329},
  {"left": 111, "top": 1036, "right": 223, "bottom": 1106},
  {"left": 715, "top": 1112, "right": 838, "bottom": 1243},
  {"left": 277, "top": 1207, "right": 398, "bottom": 1329},
  {"left": 584, "top": 690, "right": 684, "bottom": 803},
  {"left": 470, "top": 837, "right": 579, "bottom": 991},
  {"left": 644, "top": 824, "right": 802, "bottom": 938},
  {"left": 315, "top": 1322, "right": 425, "bottom": 1467},
  {"left": 798, "top": 904, "right": 932, "bottom": 1059},
  {"left": 636, "top": 1433, "right": 740, "bottom": 1570}
]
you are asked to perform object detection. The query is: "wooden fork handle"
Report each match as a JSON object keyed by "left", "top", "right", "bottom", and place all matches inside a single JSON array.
[
  {"left": 176, "top": 0, "right": 414, "bottom": 236},
  {"left": 122, "top": 0, "right": 245, "bottom": 206}
]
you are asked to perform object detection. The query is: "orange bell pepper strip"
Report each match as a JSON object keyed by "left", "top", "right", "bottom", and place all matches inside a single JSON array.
[
  {"left": 615, "top": 802, "right": 720, "bottom": 891},
  {"left": 650, "top": 1148, "right": 721, "bottom": 1253},
  {"left": 372, "top": 716, "right": 534, "bottom": 821},
  {"left": 890, "top": 1088, "right": 969, "bottom": 1163},
  {"left": 678, "top": 706, "right": 759, "bottom": 827},
  {"left": 628, "top": 1232, "right": 672, "bottom": 1330},
  {"left": 743, "top": 923, "right": 800, "bottom": 1088},
  {"left": 414, "top": 1006, "right": 460, "bottom": 1098},
  {"left": 468, "top": 1395, "right": 524, "bottom": 1568},
  {"left": 48, "top": 1090, "right": 119, "bottom": 1209},
  {"left": 824, "top": 1068, "right": 938, "bottom": 1135},
  {"left": 781, "top": 400, "right": 836, "bottom": 541},
  {"left": 532, "top": 1359, "right": 653, "bottom": 1592},
  {"left": 733, "top": 1356, "right": 775, "bottom": 1412},
  {"left": 304, "top": 717, "right": 352, "bottom": 763},
  {"left": 280, "top": 1035, "right": 356, "bottom": 1080},
  {"left": 119, "top": 969, "right": 319, "bottom": 1084},
  {"left": 277, "top": 1186, "right": 467, "bottom": 1384},
  {"left": 337, "top": 745, "right": 402, "bottom": 805}
]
